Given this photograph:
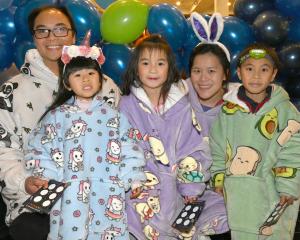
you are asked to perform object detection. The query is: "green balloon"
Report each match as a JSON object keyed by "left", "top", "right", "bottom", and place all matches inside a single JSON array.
[{"left": 101, "top": 0, "right": 149, "bottom": 44}]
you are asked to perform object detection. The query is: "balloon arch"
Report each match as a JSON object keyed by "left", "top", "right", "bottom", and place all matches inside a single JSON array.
[{"left": 0, "top": 0, "right": 299, "bottom": 104}]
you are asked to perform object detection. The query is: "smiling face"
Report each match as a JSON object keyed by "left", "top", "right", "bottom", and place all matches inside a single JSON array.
[
  {"left": 68, "top": 68, "right": 101, "bottom": 101},
  {"left": 191, "top": 52, "right": 226, "bottom": 107},
  {"left": 33, "top": 8, "right": 75, "bottom": 72},
  {"left": 237, "top": 57, "right": 277, "bottom": 103},
  {"left": 138, "top": 48, "right": 169, "bottom": 104}
]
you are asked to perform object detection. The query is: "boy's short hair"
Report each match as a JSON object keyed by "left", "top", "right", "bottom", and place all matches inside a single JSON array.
[{"left": 237, "top": 43, "right": 281, "bottom": 69}]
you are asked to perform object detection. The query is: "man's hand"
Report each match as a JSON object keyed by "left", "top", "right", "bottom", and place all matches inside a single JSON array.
[{"left": 25, "top": 176, "right": 48, "bottom": 195}]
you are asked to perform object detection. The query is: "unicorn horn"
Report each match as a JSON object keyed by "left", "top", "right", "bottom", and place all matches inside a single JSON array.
[{"left": 81, "top": 30, "right": 92, "bottom": 46}]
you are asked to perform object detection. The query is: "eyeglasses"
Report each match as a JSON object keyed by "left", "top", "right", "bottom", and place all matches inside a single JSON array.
[{"left": 33, "top": 26, "right": 73, "bottom": 39}]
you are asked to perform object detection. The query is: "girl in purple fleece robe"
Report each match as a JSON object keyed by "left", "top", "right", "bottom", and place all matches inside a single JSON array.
[{"left": 119, "top": 34, "right": 229, "bottom": 240}]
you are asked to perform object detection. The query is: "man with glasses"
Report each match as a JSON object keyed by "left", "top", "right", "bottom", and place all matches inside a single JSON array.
[{"left": 0, "top": 5, "right": 119, "bottom": 240}]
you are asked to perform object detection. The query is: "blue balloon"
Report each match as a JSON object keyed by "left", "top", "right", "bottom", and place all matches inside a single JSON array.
[
  {"left": 95, "top": 0, "right": 115, "bottom": 9},
  {"left": 233, "top": 0, "right": 274, "bottom": 23},
  {"left": 288, "top": 19, "right": 300, "bottom": 42},
  {"left": 253, "top": 10, "right": 289, "bottom": 47},
  {"left": 13, "top": 37, "right": 35, "bottom": 69},
  {"left": 64, "top": 0, "right": 102, "bottom": 45},
  {"left": 219, "top": 16, "right": 255, "bottom": 54},
  {"left": 0, "top": 36, "right": 14, "bottom": 71},
  {"left": 278, "top": 44, "right": 300, "bottom": 77},
  {"left": 102, "top": 43, "right": 132, "bottom": 86},
  {"left": 275, "top": 0, "right": 300, "bottom": 18},
  {"left": 0, "top": 8, "right": 16, "bottom": 42},
  {"left": 0, "top": 0, "right": 13, "bottom": 10},
  {"left": 183, "top": 19, "right": 200, "bottom": 52},
  {"left": 147, "top": 3, "right": 187, "bottom": 52},
  {"left": 14, "top": 0, "right": 54, "bottom": 41},
  {"left": 229, "top": 50, "right": 241, "bottom": 83}
]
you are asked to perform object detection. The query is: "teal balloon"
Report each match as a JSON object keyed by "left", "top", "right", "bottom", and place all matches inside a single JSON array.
[
  {"left": 102, "top": 43, "right": 132, "bottom": 86},
  {"left": 64, "top": 0, "right": 102, "bottom": 45},
  {"left": 95, "top": 0, "right": 115, "bottom": 9},
  {"left": 0, "top": 0, "right": 13, "bottom": 10},
  {"left": 101, "top": 0, "right": 149, "bottom": 44},
  {"left": 220, "top": 16, "right": 255, "bottom": 53},
  {"left": 13, "top": 37, "right": 34, "bottom": 69},
  {"left": 0, "top": 8, "right": 16, "bottom": 42},
  {"left": 0, "top": 36, "right": 13, "bottom": 71}
]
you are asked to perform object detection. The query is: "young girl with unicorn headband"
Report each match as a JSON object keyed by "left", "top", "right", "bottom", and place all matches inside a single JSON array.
[{"left": 24, "top": 32, "right": 146, "bottom": 240}]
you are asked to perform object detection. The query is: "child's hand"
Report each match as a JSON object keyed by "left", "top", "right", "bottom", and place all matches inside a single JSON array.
[
  {"left": 214, "top": 187, "right": 224, "bottom": 196},
  {"left": 184, "top": 196, "right": 198, "bottom": 204},
  {"left": 130, "top": 186, "right": 142, "bottom": 199},
  {"left": 25, "top": 176, "right": 48, "bottom": 195},
  {"left": 280, "top": 195, "right": 296, "bottom": 206}
]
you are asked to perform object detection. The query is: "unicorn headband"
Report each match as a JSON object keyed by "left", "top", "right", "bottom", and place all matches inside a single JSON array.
[
  {"left": 61, "top": 30, "right": 105, "bottom": 73},
  {"left": 190, "top": 12, "right": 231, "bottom": 62}
]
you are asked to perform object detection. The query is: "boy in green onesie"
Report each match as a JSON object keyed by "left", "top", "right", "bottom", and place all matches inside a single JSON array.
[{"left": 210, "top": 43, "right": 300, "bottom": 240}]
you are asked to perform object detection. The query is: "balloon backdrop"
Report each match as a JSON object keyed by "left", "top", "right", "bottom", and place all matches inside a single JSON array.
[
  {"left": 0, "top": 36, "right": 14, "bottom": 71},
  {"left": 13, "top": 38, "right": 34, "bottom": 69},
  {"left": 102, "top": 43, "right": 132, "bottom": 86},
  {"left": 0, "top": 8, "right": 16, "bottom": 42},
  {"left": 142, "top": 0, "right": 201, "bottom": 15},
  {"left": 233, "top": 0, "right": 274, "bottom": 23},
  {"left": 95, "top": 0, "right": 115, "bottom": 9},
  {"left": 63, "top": 0, "right": 102, "bottom": 45},
  {"left": 288, "top": 20, "right": 300, "bottom": 43},
  {"left": 219, "top": 16, "right": 255, "bottom": 54},
  {"left": 275, "top": 0, "right": 300, "bottom": 19},
  {"left": 253, "top": 10, "right": 289, "bottom": 47},
  {"left": 278, "top": 44, "right": 300, "bottom": 77},
  {"left": 101, "top": 0, "right": 149, "bottom": 44},
  {"left": 0, "top": 0, "right": 13, "bottom": 10},
  {"left": 148, "top": 3, "right": 187, "bottom": 51}
]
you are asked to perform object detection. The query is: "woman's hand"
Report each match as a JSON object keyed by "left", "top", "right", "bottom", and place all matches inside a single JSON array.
[{"left": 25, "top": 176, "right": 48, "bottom": 195}]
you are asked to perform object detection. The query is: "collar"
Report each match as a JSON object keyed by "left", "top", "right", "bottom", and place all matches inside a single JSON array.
[{"left": 237, "top": 86, "right": 272, "bottom": 113}]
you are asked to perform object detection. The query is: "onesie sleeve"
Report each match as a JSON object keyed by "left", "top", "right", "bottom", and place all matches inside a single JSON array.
[
  {"left": 209, "top": 111, "right": 228, "bottom": 189},
  {"left": 118, "top": 112, "right": 146, "bottom": 191},
  {"left": 176, "top": 107, "right": 212, "bottom": 197},
  {"left": 25, "top": 110, "right": 63, "bottom": 181},
  {"left": 274, "top": 104, "right": 300, "bottom": 198}
]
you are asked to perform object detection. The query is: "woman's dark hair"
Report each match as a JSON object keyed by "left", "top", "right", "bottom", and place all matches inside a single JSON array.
[
  {"left": 40, "top": 57, "right": 103, "bottom": 121},
  {"left": 237, "top": 43, "right": 281, "bottom": 69},
  {"left": 28, "top": 5, "right": 77, "bottom": 35},
  {"left": 121, "top": 34, "right": 180, "bottom": 104},
  {"left": 189, "top": 43, "right": 230, "bottom": 83}
]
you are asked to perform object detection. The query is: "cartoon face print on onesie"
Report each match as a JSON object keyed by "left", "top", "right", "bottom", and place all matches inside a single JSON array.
[
  {"left": 237, "top": 57, "right": 277, "bottom": 103},
  {"left": 191, "top": 53, "right": 226, "bottom": 107},
  {"left": 0, "top": 82, "right": 18, "bottom": 112},
  {"left": 229, "top": 146, "right": 261, "bottom": 175},
  {"left": 33, "top": 8, "right": 75, "bottom": 69},
  {"left": 138, "top": 48, "right": 169, "bottom": 98}
]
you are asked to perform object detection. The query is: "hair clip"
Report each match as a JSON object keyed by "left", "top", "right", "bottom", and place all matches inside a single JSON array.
[{"left": 190, "top": 12, "right": 230, "bottom": 62}]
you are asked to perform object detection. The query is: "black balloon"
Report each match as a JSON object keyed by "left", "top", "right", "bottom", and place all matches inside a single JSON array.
[
  {"left": 233, "top": 0, "right": 274, "bottom": 23},
  {"left": 253, "top": 10, "right": 289, "bottom": 46},
  {"left": 279, "top": 44, "right": 300, "bottom": 77}
]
